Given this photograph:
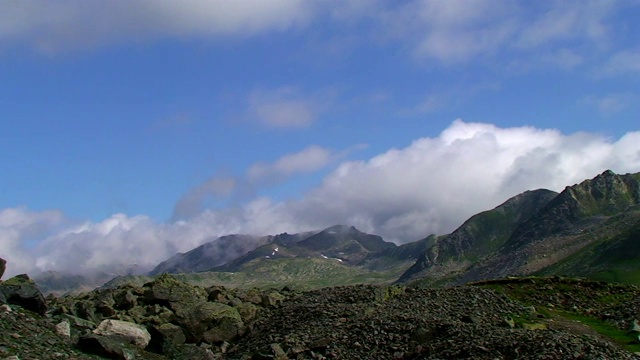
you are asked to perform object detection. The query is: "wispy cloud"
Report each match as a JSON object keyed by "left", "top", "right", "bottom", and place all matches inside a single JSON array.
[
  {"left": 581, "top": 92, "right": 639, "bottom": 115},
  {"left": 172, "top": 177, "right": 237, "bottom": 220},
  {"left": 247, "top": 86, "right": 329, "bottom": 128},
  {"left": 247, "top": 145, "right": 335, "bottom": 183},
  {"left": 600, "top": 49, "right": 640, "bottom": 76}
]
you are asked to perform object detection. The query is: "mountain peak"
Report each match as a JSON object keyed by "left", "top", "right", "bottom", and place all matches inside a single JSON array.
[{"left": 323, "top": 224, "right": 358, "bottom": 234}]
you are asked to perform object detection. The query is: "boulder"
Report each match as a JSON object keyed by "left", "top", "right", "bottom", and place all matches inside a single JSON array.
[
  {"left": 262, "top": 291, "right": 285, "bottom": 307},
  {"left": 94, "top": 319, "right": 151, "bottom": 348},
  {"left": 77, "top": 334, "right": 137, "bottom": 360},
  {"left": 55, "top": 320, "right": 71, "bottom": 338},
  {"left": 180, "top": 302, "right": 244, "bottom": 343},
  {"left": 235, "top": 301, "right": 259, "bottom": 323},
  {"left": 166, "top": 344, "right": 217, "bottom": 360},
  {"left": 143, "top": 274, "right": 206, "bottom": 317},
  {"left": 148, "top": 323, "right": 186, "bottom": 354},
  {"left": 0, "top": 274, "right": 47, "bottom": 315},
  {"left": 0, "top": 257, "right": 6, "bottom": 280}
]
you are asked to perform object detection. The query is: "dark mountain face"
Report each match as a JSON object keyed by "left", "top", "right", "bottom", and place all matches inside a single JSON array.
[
  {"left": 296, "top": 225, "right": 394, "bottom": 252},
  {"left": 398, "top": 189, "right": 558, "bottom": 283},
  {"left": 150, "top": 235, "right": 273, "bottom": 275},
  {"left": 503, "top": 170, "right": 640, "bottom": 251},
  {"left": 400, "top": 170, "right": 640, "bottom": 286}
]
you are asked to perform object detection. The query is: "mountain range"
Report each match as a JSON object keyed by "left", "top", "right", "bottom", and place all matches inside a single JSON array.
[{"left": 36, "top": 169, "right": 640, "bottom": 293}]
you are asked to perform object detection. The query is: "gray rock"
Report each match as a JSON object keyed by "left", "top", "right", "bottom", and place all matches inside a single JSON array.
[
  {"left": 55, "top": 320, "right": 71, "bottom": 338},
  {"left": 77, "top": 334, "right": 137, "bottom": 360},
  {"left": 93, "top": 319, "right": 151, "bottom": 348}
]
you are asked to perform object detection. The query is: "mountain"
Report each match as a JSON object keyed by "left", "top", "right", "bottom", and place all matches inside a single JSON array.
[
  {"left": 37, "top": 169, "right": 640, "bottom": 294},
  {"left": 397, "top": 188, "right": 558, "bottom": 284},
  {"left": 214, "top": 225, "right": 396, "bottom": 272},
  {"left": 150, "top": 234, "right": 275, "bottom": 275},
  {"left": 400, "top": 170, "right": 640, "bottom": 285}
]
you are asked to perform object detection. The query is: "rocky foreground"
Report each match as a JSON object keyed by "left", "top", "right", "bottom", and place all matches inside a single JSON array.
[{"left": 1, "top": 271, "right": 640, "bottom": 359}]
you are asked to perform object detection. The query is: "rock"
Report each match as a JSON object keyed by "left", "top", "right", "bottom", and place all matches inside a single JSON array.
[
  {"left": 629, "top": 319, "right": 640, "bottom": 333},
  {"left": 166, "top": 344, "right": 216, "bottom": 360},
  {"left": 197, "top": 302, "right": 245, "bottom": 343},
  {"left": 0, "top": 274, "right": 47, "bottom": 315},
  {"left": 236, "top": 288, "right": 263, "bottom": 305},
  {"left": 270, "top": 343, "right": 287, "bottom": 359},
  {"left": 235, "top": 302, "right": 259, "bottom": 323},
  {"left": 0, "top": 257, "right": 6, "bottom": 280},
  {"left": 55, "top": 320, "right": 71, "bottom": 338},
  {"left": 143, "top": 274, "right": 206, "bottom": 318},
  {"left": 93, "top": 319, "right": 151, "bottom": 348},
  {"left": 148, "top": 323, "right": 186, "bottom": 354},
  {"left": 114, "top": 289, "right": 137, "bottom": 310},
  {"left": 262, "top": 291, "right": 285, "bottom": 307},
  {"left": 521, "top": 323, "right": 547, "bottom": 330},
  {"left": 77, "top": 334, "right": 137, "bottom": 360},
  {"left": 410, "top": 327, "right": 432, "bottom": 344},
  {"left": 62, "top": 314, "right": 96, "bottom": 330},
  {"left": 460, "top": 314, "right": 479, "bottom": 324},
  {"left": 503, "top": 317, "right": 516, "bottom": 328}
]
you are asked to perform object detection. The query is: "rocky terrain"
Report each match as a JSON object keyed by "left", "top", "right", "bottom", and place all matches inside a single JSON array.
[{"left": 3, "top": 261, "right": 640, "bottom": 359}]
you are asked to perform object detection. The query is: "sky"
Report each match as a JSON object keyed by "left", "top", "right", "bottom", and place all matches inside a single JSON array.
[{"left": 1, "top": 0, "right": 640, "bottom": 278}]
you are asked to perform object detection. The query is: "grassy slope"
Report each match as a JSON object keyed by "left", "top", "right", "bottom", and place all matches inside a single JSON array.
[
  {"left": 535, "top": 211, "right": 640, "bottom": 285},
  {"left": 473, "top": 277, "right": 640, "bottom": 353},
  {"left": 104, "top": 257, "right": 412, "bottom": 291}
]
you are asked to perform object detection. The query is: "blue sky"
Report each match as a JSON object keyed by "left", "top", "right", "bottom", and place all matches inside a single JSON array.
[{"left": 1, "top": 0, "right": 640, "bottom": 277}]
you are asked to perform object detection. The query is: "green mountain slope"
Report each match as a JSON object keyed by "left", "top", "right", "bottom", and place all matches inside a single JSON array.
[
  {"left": 402, "top": 170, "right": 640, "bottom": 286},
  {"left": 398, "top": 188, "right": 558, "bottom": 284}
]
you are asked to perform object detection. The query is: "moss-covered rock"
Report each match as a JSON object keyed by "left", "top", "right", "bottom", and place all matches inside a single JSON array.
[{"left": 0, "top": 274, "right": 47, "bottom": 315}]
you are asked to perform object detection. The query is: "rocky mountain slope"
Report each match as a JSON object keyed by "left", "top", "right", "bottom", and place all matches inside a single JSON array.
[{"left": 401, "top": 170, "right": 640, "bottom": 286}]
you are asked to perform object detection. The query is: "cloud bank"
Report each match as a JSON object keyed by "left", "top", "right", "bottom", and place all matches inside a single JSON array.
[
  {"left": 2, "top": 0, "right": 636, "bottom": 72},
  {"left": 0, "top": 0, "right": 314, "bottom": 53},
  {"left": 2, "top": 120, "right": 640, "bottom": 278}
]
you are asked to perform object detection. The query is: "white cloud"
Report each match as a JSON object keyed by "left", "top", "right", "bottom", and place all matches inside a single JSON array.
[
  {"left": 3, "top": 120, "right": 640, "bottom": 278},
  {"left": 380, "top": 0, "right": 628, "bottom": 66},
  {"left": 516, "top": 0, "right": 613, "bottom": 48},
  {"left": 0, "top": 207, "right": 64, "bottom": 278},
  {"left": 0, "top": 0, "right": 314, "bottom": 53},
  {"left": 247, "top": 145, "right": 335, "bottom": 183}
]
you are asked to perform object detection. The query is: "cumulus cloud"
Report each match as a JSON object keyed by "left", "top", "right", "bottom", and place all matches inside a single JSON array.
[
  {"left": 3, "top": 120, "right": 640, "bottom": 278},
  {"left": 0, "top": 207, "right": 64, "bottom": 277},
  {"left": 0, "top": 0, "right": 314, "bottom": 53}
]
